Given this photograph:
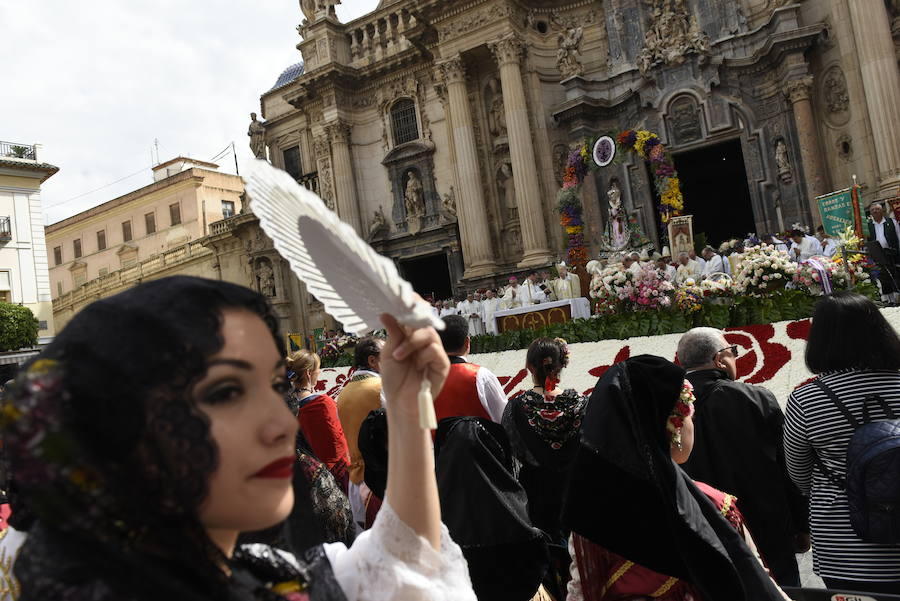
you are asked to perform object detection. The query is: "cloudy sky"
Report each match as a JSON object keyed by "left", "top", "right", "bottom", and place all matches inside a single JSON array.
[{"left": 1, "top": 1, "right": 379, "bottom": 224}]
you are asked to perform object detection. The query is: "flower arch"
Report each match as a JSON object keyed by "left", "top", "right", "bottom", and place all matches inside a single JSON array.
[{"left": 556, "top": 130, "right": 685, "bottom": 259}]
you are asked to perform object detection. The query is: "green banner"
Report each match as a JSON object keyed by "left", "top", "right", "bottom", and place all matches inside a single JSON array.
[{"left": 817, "top": 190, "right": 855, "bottom": 237}]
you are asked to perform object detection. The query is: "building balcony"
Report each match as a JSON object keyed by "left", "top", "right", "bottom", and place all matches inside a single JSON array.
[
  {"left": 298, "top": 171, "right": 319, "bottom": 195},
  {"left": 0, "top": 141, "right": 37, "bottom": 161}
]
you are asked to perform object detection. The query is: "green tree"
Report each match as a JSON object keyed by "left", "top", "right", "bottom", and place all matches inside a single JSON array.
[{"left": 0, "top": 303, "right": 39, "bottom": 352}]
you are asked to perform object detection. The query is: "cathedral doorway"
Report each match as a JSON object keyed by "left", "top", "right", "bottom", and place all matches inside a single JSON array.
[
  {"left": 399, "top": 252, "right": 453, "bottom": 301},
  {"left": 671, "top": 138, "right": 756, "bottom": 249}
]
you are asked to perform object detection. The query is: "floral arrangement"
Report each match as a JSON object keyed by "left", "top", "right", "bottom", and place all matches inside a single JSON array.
[
  {"left": 616, "top": 129, "right": 684, "bottom": 223},
  {"left": 700, "top": 276, "right": 735, "bottom": 298},
  {"left": 556, "top": 144, "right": 591, "bottom": 265},
  {"left": 667, "top": 380, "right": 696, "bottom": 449},
  {"left": 675, "top": 284, "right": 704, "bottom": 313},
  {"left": 732, "top": 244, "right": 797, "bottom": 296},
  {"left": 794, "top": 255, "right": 871, "bottom": 295},
  {"left": 718, "top": 238, "right": 742, "bottom": 256},
  {"left": 590, "top": 264, "right": 674, "bottom": 313}
]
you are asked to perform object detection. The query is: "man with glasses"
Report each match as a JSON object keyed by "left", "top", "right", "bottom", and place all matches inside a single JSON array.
[{"left": 676, "top": 327, "right": 809, "bottom": 587}]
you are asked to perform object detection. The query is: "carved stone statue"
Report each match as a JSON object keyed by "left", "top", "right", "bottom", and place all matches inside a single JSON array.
[
  {"left": 498, "top": 162, "right": 517, "bottom": 219},
  {"left": 638, "top": 0, "right": 710, "bottom": 76},
  {"left": 368, "top": 206, "right": 389, "bottom": 241},
  {"left": 557, "top": 26, "right": 584, "bottom": 79},
  {"left": 256, "top": 260, "right": 276, "bottom": 297},
  {"left": 302, "top": 0, "right": 339, "bottom": 20},
  {"left": 775, "top": 140, "right": 793, "bottom": 184},
  {"left": 248, "top": 113, "right": 267, "bottom": 159},
  {"left": 487, "top": 78, "right": 507, "bottom": 138},
  {"left": 441, "top": 187, "right": 457, "bottom": 222},
  {"left": 404, "top": 171, "right": 425, "bottom": 219}
]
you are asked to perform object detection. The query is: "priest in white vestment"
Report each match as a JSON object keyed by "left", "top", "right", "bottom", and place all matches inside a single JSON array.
[
  {"left": 675, "top": 252, "right": 702, "bottom": 285},
  {"left": 553, "top": 262, "right": 582, "bottom": 300},
  {"left": 480, "top": 290, "right": 501, "bottom": 335},
  {"left": 457, "top": 293, "right": 484, "bottom": 336},
  {"left": 439, "top": 300, "right": 458, "bottom": 318},
  {"left": 521, "top": 273, "right": 547, "bottom": 305},
  {"left": 700, "top": 247, "right": 726, "bottom": 279},
  {"left": 538, "top": 271, "right": 557, "bottom": 302},
  {"left": 789, "top": 229, "right": 820, "bottom": 262},
  {"left": 500, "top": 277, "right": 523, "bottom": 310}
]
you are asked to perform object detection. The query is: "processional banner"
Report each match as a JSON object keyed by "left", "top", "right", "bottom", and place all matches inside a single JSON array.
[{"left": 816, "top": 188, "right": 861, "bottom": 237}]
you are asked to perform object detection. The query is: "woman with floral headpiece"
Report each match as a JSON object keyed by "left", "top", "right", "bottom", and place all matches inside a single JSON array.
[
  {"left": 563, "top": 355, "right": 787, "bottom": 601},
  {"left": 1, "top": 276, "right": 474, "bottom": 601},
  {"left": 502, "top": 337, "right": 587, "bottom": 600}
]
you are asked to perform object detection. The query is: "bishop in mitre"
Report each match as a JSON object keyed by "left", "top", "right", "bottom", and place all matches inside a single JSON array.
[{"left": 553, "top": 262, "right": 582, "bottom": 300}]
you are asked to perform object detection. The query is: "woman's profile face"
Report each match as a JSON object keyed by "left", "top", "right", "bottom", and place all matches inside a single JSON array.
[{"left": 194, "top": 310, "right": 297, "bottom": 547}]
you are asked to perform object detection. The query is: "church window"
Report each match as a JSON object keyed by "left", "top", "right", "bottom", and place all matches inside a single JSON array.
[
  {"left": 222, "top": 200, "right": 235, "bottom": 219},
  {"left": 97, "top": 230, "right": 106, "bottom": 251},
  {"left": 283, "top": 146, "right": 302, "bottom": 181},
  {"left": 390, "top": 99, "right": 419, "bottom": 146}
]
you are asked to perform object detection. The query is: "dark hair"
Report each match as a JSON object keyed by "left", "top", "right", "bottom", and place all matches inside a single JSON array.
[
  {"left": 439, "top": 315, "right": 469, "bottom": 354},
  {"left": 526, "top": 337, "right": 570, "bottom": 386},
  {"left": 353, "top": 336, "right": 382, "bottom": 370},
  {"left": 5, "top": 276, "right": 281, "bottom": 597},
  {"left": 790, "top": 229, "right": 804, "bottom": 238},
  {"left": 806, "top": 291, "right": 900, "bottom": 373}
]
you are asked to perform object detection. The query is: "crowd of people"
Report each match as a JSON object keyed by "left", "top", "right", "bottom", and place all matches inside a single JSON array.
[{"left": 1, "top": 274, "right": 898, "bottom": 600}]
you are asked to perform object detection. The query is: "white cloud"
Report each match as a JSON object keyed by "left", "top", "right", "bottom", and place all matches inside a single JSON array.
[{"left": 0, "top": 0, "right": 379, "bottom": 224}]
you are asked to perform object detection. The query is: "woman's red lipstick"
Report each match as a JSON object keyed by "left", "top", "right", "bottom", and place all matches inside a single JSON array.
[{"left": 253, "top": 456, "right": 295, "bottom": 479}]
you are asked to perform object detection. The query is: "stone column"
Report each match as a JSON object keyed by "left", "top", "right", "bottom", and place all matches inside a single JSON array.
[
  {"left": 326, "top": 121, "right": 363, "bottom": 234},
  {"left": 848, "top": 0, "right": 900, "bottom": 195},
  {"left": 489, "top": 34, "right": 554, "bottom": 268},
  {"left": 785, "top": 76, "right": 828, "bottom": 225},
  {"left": 438, "top": 55, "right": 495, "bottom": 278}
]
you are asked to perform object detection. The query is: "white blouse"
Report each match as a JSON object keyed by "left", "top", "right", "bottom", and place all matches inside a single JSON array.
[{"left": 325, "top": 500, "right": 475, "bottom": 601}]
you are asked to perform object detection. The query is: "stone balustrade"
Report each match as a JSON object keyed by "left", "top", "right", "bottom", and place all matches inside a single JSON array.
[
  {"left": 347, "top": 8, "right": 417, "bottom": 65},
  {"left": 53, "top": 241, "right": 211, "bottom": 311}
]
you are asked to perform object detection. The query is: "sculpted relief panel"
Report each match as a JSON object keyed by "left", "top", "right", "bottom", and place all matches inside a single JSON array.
[{"left": 637, "top": 0, "right": 710, "bottom": 76}]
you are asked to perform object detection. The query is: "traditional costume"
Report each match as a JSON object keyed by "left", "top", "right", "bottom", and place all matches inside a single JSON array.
[
  {"left": 563, "top": 355, "right": 786, "bottom": 601},
  {"left": 434, "top": 356, "right": 508, "bottom": 424},
  {"left": 435, "top": 417, "right": 549, "bottom": 601},
  {"left": 291, "top": 390, "right": 351, "bottom": 491}
]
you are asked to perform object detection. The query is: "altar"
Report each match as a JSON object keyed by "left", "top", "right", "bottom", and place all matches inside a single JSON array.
[{"left": 493, "top": 298, "right": 592, "bottom": 333}]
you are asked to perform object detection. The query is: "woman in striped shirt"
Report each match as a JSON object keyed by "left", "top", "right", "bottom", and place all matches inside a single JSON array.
[{"left": 784, "top": 292, "right": 900, "bottom": 593}]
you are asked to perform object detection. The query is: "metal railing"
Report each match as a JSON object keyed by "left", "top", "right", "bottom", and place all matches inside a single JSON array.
[
  {"left": 298, "top": 171, "right": 319, "bottom": 194},
  {"left": 0, "top": 141, "right": 36, "bottom": 160},
  {"left": 0, "top": 216, "right": 11, "bottom": 240}
]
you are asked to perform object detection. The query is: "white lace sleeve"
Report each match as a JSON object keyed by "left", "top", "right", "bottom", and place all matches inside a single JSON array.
[
  {"left": 566, "top": 534, "right": 584, "bottom": 601},
  {"left": 324, "top": 501, "right": 476, "bottom": 601}
]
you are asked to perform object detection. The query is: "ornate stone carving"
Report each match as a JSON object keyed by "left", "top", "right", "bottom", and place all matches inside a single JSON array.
[
  {"left": 312, "top": 134, "right": 330, "bottom": 158},
  {"left": 637, "top": 0, "right": 710, "bottom": 76},
  {"left": 438, "top": 56, "right": 466, "bottom": 86},
  {"left": 326, "top": 121, "right": 352, "bottom": 145},
  {"left": 441, "top": 187, "right": 457, "bottom": 222},
  {"left": 438, "top": 4, "right": 517, "bottom": 42},
  {"left": 669, "top": 95, "right": 702, "bottom": 145},
  {"left": 784, "top": 76, "right": 814, "bottom": 104},
  {"left": 556, "top": 26, "right": 584, "bottom": 79},
  {"left": 318, "top": 157, "right": 335, "bottom": 210},
  {"left": 485, "top": 77, "right": 507, "bottom": 138},
  {"left": 368, "top": 206, "right": 389, "bottom": 241},
  {"left": 488, "top": 35, "right": 525, "bottom": 67},
  {"left": 248, "top": 112, "right": 267, "bottom": 159},
  {"left": 255, "top": 258, "right": 276, "bottom": 297},
  {"left": 822, "top": 66, "right": 850, "bottom": 113},
  {"left": 774, "top": 139, "right": 793, "bottom": 184}
]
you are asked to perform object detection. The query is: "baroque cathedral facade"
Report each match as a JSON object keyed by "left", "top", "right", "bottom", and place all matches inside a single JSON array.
[{"left": 253, "top": 0, "right": 900, "bottom": 305}]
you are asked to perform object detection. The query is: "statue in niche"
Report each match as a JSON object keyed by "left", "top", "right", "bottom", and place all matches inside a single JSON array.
[
  {"left": 248, "top": 113, "right": 267, "bottom": 159},
  {"left": 774, "top": 140, "right": 793, "bottom": 184},
  {"left": 368, "top": 206, "right": 389, "bottom": 241},
  {"left": 441, "top": 187, "right": 457, "bottom": 222},
  {"left": 486, "top": 78, "right": 507, "bottom": 138},
  {"left": 498, "top": 162, "right": 518, "bottom": 219},
  {"left": 256, "top": 260, "right": 276, "bottom": 298},
  {"left": 557, "top": 26, "right": 584, "bottom": 79},
  {"left": 404, "top": 170, "right": 426, "bottom": 219}
]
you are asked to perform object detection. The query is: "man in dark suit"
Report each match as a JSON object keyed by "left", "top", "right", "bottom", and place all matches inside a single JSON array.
[
  {"left": 676, "top": 327, "right": 809, "bottom": 586},
  {"left": 866, "top": 202, "right": 900, "bottom": 304}
]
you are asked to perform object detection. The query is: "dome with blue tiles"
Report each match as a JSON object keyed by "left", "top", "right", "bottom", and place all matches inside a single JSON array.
[{"left": 271, "top": 62, "right": 305, "bottom": 90}]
